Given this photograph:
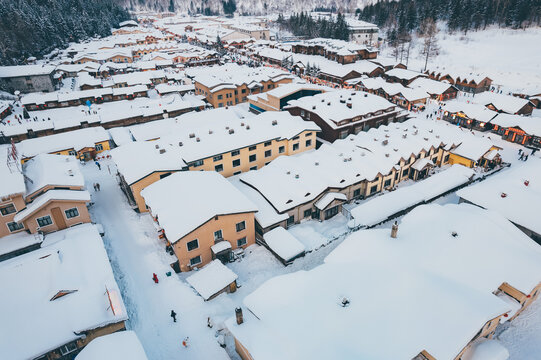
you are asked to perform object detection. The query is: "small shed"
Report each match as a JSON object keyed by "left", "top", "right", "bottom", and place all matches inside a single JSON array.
[
  {"left": 263, "top": 227, "right": 306, "bottom": 265},
  {"left": 186, "top": 260, "right": 238, "bottom": 300}
]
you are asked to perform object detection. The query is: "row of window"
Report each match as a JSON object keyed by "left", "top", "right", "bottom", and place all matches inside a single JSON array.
[
  {"left": 186, "top": 221, "right": 247, "bottom": 252},
  {"left": 6, "top": 207, "right": 80, "bottom": 233}
]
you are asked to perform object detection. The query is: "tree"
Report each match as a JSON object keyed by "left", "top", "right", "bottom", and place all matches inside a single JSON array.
[
  {"left": 419, "top": 18, "right": 440, "bottom": 71},
  {"left": 168, "top": 0, "right": 175, "bottom": 13},
  {"left": 222, "top": 0, "right": 236, "bottom": 15}
]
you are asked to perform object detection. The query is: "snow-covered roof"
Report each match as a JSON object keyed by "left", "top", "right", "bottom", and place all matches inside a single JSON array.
[
  {"left": 0, "top": 231, "right": 43, "bottom": 258},
  {"left": 263, "top": 227, "right": 305, "bottom": 263},
  {"left": 451, "top": 137, "right": 497, "bottom": 161},
  {"left": 0, "top": 64, "right": 55, "bottom": 78},
  {"left": 17, "top": 127, "right": 110, "bottom": 159},
  {"left": 443, "top": 101, "right": 499, "bottom": 123},
  {"left": 75, "top": 331, "right": 148, "bottom": 360},
  {"left": 385, "top": 67, "right": 427, "bottom": 81},
  {"left": 489, "top": 113, "right": 541, "bottom": 136},
  {"left": 473, "top": 92, "right": 531, "bottom": 114},
  {"left": 461, "top": 339, "right": 509, "bottom": 360},
  {"left": 457, "top": 159, "right": 541, "bottom": 236},
  {"left": 285, "top": 90, "right": 399, "bottom": 128},
  {"left": 186, "top": 260, "right": 238, "bottom": 300},
  {"left": 409, "top": 77, "right": 456, "bottom": 95},
  {"left": 351, "top": 165, "right": 475, "bottom": 227},
  {"left": 314, "top": 192, "right": 347, "bottom": 210},
  {"left": 227, "top": 214, "right": 513, "bottom": 360},
  {"left": 141, "top": 171, "right": 257, "bottom": 242},
  {"left": 22, "top": 154, "right": 84, "bottom": 197},
  {"left": 0, "top": 224, "right": 127, "bottom": 359},
  {"left": 14, "top": 189, "right": 91, "bottom": 222}
]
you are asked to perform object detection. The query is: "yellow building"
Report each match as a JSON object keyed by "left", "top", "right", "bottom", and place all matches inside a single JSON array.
[
  {"left": 449, "top": 139, "right": 502, "bottom": 169},
  {"left": 112, "top": 110, "right": 320, "bottom": 212},
  {"left": 141, "top": 171, "right": 258, "bottom": 272},
  {"left": 248, "top": 83, "right": 329, "bottom": 114},
  {"left": 17, "top": 127, "right": 111, "bottom": 163}
]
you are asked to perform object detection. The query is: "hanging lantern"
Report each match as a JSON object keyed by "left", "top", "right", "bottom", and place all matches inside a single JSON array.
[
  {"left": 524, "top": 180, "right": 529, "bottom": 186},
  {"left": 501, "top": 192, "right": 507, "bottom": 198}
]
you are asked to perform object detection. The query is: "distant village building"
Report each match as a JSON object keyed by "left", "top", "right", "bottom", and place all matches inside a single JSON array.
[
  {"left": 291, "top": 38, "right": 378, "bottom": 64},
  {"left": 425, "top": 69, "right": 492, "bottom": 93},
  {"left": 248, "top": 83, "right": 329, "bottom": 113},
  {"left": 0, "top": 65, "right": 57, "bottom": 93}
]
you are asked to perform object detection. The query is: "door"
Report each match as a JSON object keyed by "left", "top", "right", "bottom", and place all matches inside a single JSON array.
[{"left": 51, "top": 207, "right": 67, "bottom": 230}]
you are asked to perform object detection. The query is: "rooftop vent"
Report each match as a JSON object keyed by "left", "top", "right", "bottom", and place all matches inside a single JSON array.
[
  {"left": 305, "top": 192, "right": 311, "bottom": 197},
  {"left": 159, "top": 149, "right": 166, "bottom": 154},
  {"left": 327, "top": 102, "right": 331, "bottom": 106},
  {"left": 321, "top": 99, "right": 325, "bottom": 102},
  {"left": 385, "top": 153, "right": 390, "bottom": 157},
  {"left": 382, "top": 140, "right": 389, "bottom": 146},
  {"left": 67, "top": 169, "right": 73, "bottom": 176},
  {"left": 209, "top": 130, "right": 213, "bottom": 134},
  {"left": 179, "top": 142, "right": 183, "bottom": 146},
  {"left": 340, "top": 99, "right": 346, "bottom": 104},
  {"left": 312, "top": 105, "right": 316, "bottom": 110},
  {"left": 286, "top": 171, "right": 291, "bottom": 175},
  {"left": 364, "top": 94, "right": 367, "bottom": 97},
  {"left": 451, "top": 231, "right": 458, "bottom": 237},
  {"left": 341, "top": 297, "right": 350, "bottom": 307},
  {"left": 196, "top": 137, "right": 200, "bottom": 142},
  {"left": 315, "top": 162, "right": 319, "bottom": 166},
  {"left": 272, "top": 120, "right": 278, "bottom": 125},
  {"left": 155, "top": 144, "right": 160, "bottom": 149},
  {"left": 403, "top": 134, "right": 407, "bottom": 139},
  {"left": 295, "top": 174, "right": 299, "bottom": 179},
  {"left": 229, "top": 129, "right": 235, "bottom": 134},
  {"left": 246, "top": 125, "right": 250, "bottom": 130},
  {"left": 189, "top": 133, "right": 195, "bottom": 138},
  {"left": 346, "top": 102, "right": 352, "bottom": 108},
  {"left": 241, "top": 122, "right": 245, "bottom": 126},
  {"left": 226, "top": 126, "right": 229, "bottom": 130}
]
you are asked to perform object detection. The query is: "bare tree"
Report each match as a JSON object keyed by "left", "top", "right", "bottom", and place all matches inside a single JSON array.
[{"left": 419, "top": 18, "right": 440, "bottom": 72}]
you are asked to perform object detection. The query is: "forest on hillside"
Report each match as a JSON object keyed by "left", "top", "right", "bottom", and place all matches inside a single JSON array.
[
  {"left": 0, "top": 0, "right": 131, "bottom": 65},
  {"left": 358, "top": 0, "right": 541, "bottom": 34},
  {"left": 277, "top": 12, "right": 351, "bottom": 40}
]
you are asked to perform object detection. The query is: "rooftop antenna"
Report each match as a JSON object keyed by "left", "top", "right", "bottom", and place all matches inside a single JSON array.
[{"left": 6, "top": 138, "right": 21, "bottom": 174}]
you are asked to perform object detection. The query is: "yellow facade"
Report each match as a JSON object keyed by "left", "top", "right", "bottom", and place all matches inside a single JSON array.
[{"left": 21, "top": 140, "right": 110, "bottom": 163}]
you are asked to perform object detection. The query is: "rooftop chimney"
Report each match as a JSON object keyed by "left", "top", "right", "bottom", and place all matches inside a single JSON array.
[
  {"left": 235, "top": 307, "right": 243, "bottom": 325},
  {"left": 391, "top": 221, "right": 398, "bottom": 238}
]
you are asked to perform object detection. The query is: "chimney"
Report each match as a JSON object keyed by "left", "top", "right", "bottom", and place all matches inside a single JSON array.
[
  {"left": 346, "top": 102, "right": 352, "bottom": 108},
  {"left": 391, "top": 221, "right": 398, "bottom": 238},
  {"left": 235, "top": 307, "right": 243, "bottom": 325}
]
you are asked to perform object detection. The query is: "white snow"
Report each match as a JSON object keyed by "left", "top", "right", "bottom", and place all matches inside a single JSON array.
[
  {"left": 186, "top": 260, "right": 238, "bottom": 301},
  {"left": 75, "top": 331, "right": 148, "bottom": 360},
  {"left": 462, "top": 339, "right": 509, "bottom": 360}
]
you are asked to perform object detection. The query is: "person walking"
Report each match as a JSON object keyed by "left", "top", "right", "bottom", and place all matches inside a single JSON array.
[
  {"left": 182, "top": 337, "right": 189, "bottom": 348},
  {"left": 96, "top": 183, "right": 101, "bottom": 191},
  {"left": 95, "top": 161, "right": 101, "bottom": 170},
  {"left": 171, "top": 310, "right": 177, "bottom": 322}
]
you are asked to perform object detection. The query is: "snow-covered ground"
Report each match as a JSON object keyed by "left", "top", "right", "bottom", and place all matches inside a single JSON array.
[
  {"left": 80, "top": 106, "right": 540, "bottom": 359},
  {"left": 379, "top": 26, "right": 541, "bottom": 94}
]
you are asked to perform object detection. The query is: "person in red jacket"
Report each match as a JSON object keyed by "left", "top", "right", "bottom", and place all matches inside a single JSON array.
[{"left": 152, "top": 273, "right": 159, "bottom": 283}]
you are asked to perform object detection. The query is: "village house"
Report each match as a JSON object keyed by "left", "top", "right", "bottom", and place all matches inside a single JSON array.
[
  {"left": 291, "top": 38, "right": 378, "bottom": 64},
  {"left": 457, "top": 159, "right": 541, "bottom": 244},
  {"left": 448, "top": 137, "right": 502, "bottom": 169},
  {"left": 383, "top": 67, "right": 428, "bottom": 86},
  {"left": 111, "top": 109, "right": 320, "bottom": 212},
  {"left": 75, "top": 331, "right": 148, "bottom": 360},
  {"left": 0, "top": 65, "right": 57, "bottom": 93},
  {"left": 442, "top": 102, "right": 499, "bottom": 131},
  {"left": 226, "top": 203, "right": 541, "bottom": 360},
  {"left": 489, "top": 113, "right": 541, "bottom": 148},
  {"left": 186, "top": 260, "right": 239, "bottom": 300},
  {"left": 409, "top": 77, "right": 459, "bottom": 101},
  {"left": 425, "top": 69, "right": 492, "bottom": 93},
  {"left": 17, "top": 126, "right": 111, "bottom": 162},
  {"left": 141, "top": 171, "right": 257, "bottom": 273},
  {"left": 0, "top": 224, "right": 128, "bottom": 360},
  {"left": 351, "top": 76, "right": 429, "bottom": 110},
  {"left": 347, "top": 18, "right": 379, "bottom": 45},
  {"left": 248, "top": 83, "right": 330, "bottom": 113},
  {"left": 284, "top": 89, "right": 407, "bottom": 142},
  {"left": 476, "top": 92, "right": 534, "bottom": 115},
  {"left": 189, "top": 64, "right": 296, "bottom": 108}
]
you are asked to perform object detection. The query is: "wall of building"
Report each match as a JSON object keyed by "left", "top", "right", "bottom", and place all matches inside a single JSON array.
[
  {"left": 21, "top": 200, "right": 90, "bottom": 234},
  {"left": 0, "top": 194, "right": 27, "bottom": 238},
  {"left": 171, "top": 212, "right": 255, "bottom": 272},
  {"left": 131, "top": 170, "right": 180, "bottom": 213}
]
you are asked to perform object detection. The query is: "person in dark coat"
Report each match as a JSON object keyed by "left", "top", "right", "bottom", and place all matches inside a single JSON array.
[
  {"left": 171, "top": 310, "right": 177, "bottom": 322},
  {"left": 95, "top": 161, "right": 101, "bottom": 170}
]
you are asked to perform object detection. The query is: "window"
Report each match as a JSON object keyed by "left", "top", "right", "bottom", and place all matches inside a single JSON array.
[
  {"left": 242, "top": 89, "right": 246, "bottom": 93},
  {"left": 384, "top": 179, "right": 392, "bottom": 188},
  {"left": 213, "top": 154, "right": 223, "bottom": 162},
  {"left": 236, "top": 221, "right": 246, "bottom": 232},
  {"left": 325, "top": 206, "right": 339, "bottom": 219},
  {"left": 249, "top": 145, "right": 257, "bottom": 151},
  {"left": 232, "top": 159, "right": 241, "bottom": 167},
  {"left": 160, "top": 172, "right": 171, "bottom": 179},
  {"left": 305, "top": 132, "right": 312, "bottom": 137},
  {"left": 187, "top": 239, "right": 199, "bottom": 251},
  {"left": 7, "top": 222, "right": 24, "bottom": 232},
  {"left": 249, "top": 154, "right": 257, "bottom": 162},
  {"left": 218, "top": 103, "right": 224, "bottom": 108},
  {"left": 305, "top": 139, "right": 312, "bottom": 147},
  {"left": 231, "top": 150, "right": 240, "bottom": 156},
  {"left": 190, "top": 255, "right": 202, "bottom": 266},
  {"left": 193, "top": 160, "right": 204, "bottom": 167},
  {"left": 95, "top": 143, "right": 104, "bottom": 151},
  {"left": 233, "top": 171, "right": 241, "bottom": 175},
  {"left": 265, "top": 150, "right": 272, "bottom": 158},
  {"left": 68, "top": 150, "right": 76, "bottom": 156},
  {"left": 287, "top": 215, "right": 295, "bottom": 226},
  {"left": 214, "top": 230, "right": 223, "bottom": 241},
  {"left": 340, "top": 130, "right": 349, "bottom": 139},
  {"left": 264, "top": 141, "right": 272, "bottom": 147},
  {"left": 237, "top": 237, "right": 247, "bottom": 247},
  {"left": 279, "top": 146, "right": 285, "bottom": 153},
  {"left": 353, "top": 189, "right": 361, "bottom": 198},
  {"left": 250, "top": 165, "right": 257, "bottom": 170},
  {"left": 37, "top": 215, "right": 53, "bottom": 227},
  {"left": 64, "top": 208, "right": 79, "bottom": 219},
  {"left": 217, "top": 94, "right": 223, "bottom": 100},
  {"left": 303, "top": 209, "right": 312, "bottom": 218},
  {"left": 59, "top": 342, "right": 78, "bottom": 356},
  {"left": 301, "top": 110, "right": 305, "bottom": 117},
  {"left": 444, "top": 154, "right": 450, "bottom": 163},
  {"left": 370, "top": 185, "right": 378, "bottom": 194},
  {"left": 293, "top": 143, "right": 299, "bottom": 151},
  {"left": 0, "top": 203, "right": 16, "bottom": 216},
  {"left": 402, "top": 168, "right": 409, "bottom": 177},
  {"left": 215, "top": 164, "right": 223, "bottom": 172}
]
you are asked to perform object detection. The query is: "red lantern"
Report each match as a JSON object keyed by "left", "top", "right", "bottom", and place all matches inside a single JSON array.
[
  {"left": 503, "top": 313, "right": 509, "bottom": 317},
  {"left": 527, "top": 295, "right": 531, "bottom": 298},
  {"left": 524, "top": 180, "right": 529, "bottom": 186},
  {"left": 501, "top": 192, "right": 507, "bottom": 198}
]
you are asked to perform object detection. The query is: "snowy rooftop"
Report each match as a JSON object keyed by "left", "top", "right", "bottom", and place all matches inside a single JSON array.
[
  {"left": 451, "top": 137, "right": 497, "bottom": 161},
  {"left": 14, "top": 189, "right": 91, "bottom": 223},
  {"left": 385, "top": 67, "right": 427, "bottom": 81},
  {"left": 285, "top": 90, "right": 399, "bottom": 128},
  {"left": 474, "top": 92, "right": 532, "bottom": 114},
  {"left": 75, "top": 331, "right": 148, "bottom": 360},
  {"left": 0, "top": 224, "right": 127, "bottom": 359},
  {"left": 141, "top": 171, "right": 257, "bottom": 242},
  {"left": 186, "top": 260, "right": 238, "bottom": 300},
  {"left": 263, "top": 227, "right": 305, "bottom": 263},
  {"left": 0, "top": 144, "right": 26, "bottom": 198},
  {"left": 0, "top": 64, "right": 55, "bottom": 78},
  {"left": 17, "top": 127, "right": 110, "bottom": 159},
  {"left": 350, "top": 164, "right": 475, "bottom": 227},
  {"left": 457, "top": 159, "right": 541, "bottom": 236},
  {"left": 22, "top": 154, "right": 85, "bottom": 197},
  {"left": 239, "top": 117, "right": 474, "bottom": 213},
  {"left": 409, "top": 76, "right": 456, "bottom": 95},
  {"left": 489, "top": 113, "right": 541, "bottom": 136},
  {"left": 443, "top": 101, "right": 499, "bottom": 122},
  {"left": 0, "top": 231, "right": 43, "bottom": 257},
  {"left": 227, "top": 221, "right": 511, "bottom": 360}
]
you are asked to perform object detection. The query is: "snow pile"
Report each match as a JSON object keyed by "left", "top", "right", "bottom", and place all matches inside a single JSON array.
[
  {"left": 263, "top": 227, "right": 305, "bottom": 263},
  {"left": 186, "top": 260, "right": 238, "bottom": 300},
  {"left": 76, "top": 331, "right": 148, "bottom": 360},
  {"left": 462, "top": 339, "right": 509, "bottom": 360}
]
